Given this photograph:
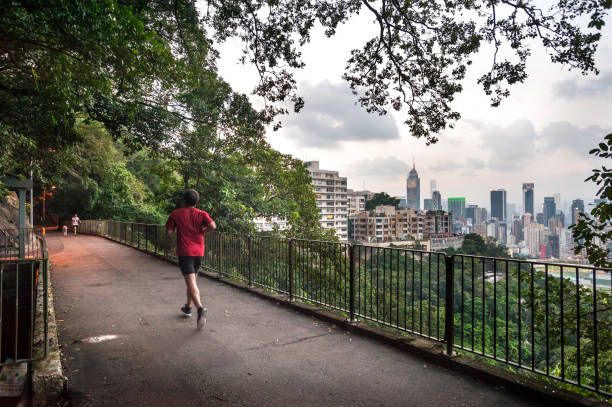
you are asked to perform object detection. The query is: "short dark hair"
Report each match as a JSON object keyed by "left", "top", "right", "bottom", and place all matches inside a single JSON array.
[{"left": 183, "top": 189, "right": 199, "bottom": 206}]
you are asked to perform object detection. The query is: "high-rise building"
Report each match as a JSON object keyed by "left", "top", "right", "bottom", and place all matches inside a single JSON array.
[
  {"left": 543, "top": 197, "right": 556, "bottom": 225},
  {"left": 490, "top": 189, "right": 507, "bottom": 221},
  {"left": 466, "top": 204, "right": 478, "bottom": 224},
  {"left": 554, "top": 193, "right": 561, "bottom": 209},
  {"left": 571, "top": 199, "right": 584, "bottom": 225},
  {"left": 430, "top": 180, "right": 437, "bottom": 196},
  {"left": 474, "top": 207, "right": 487, "bottom": 234},
  {"left": 406, "top": 164, "right": 420, "bottom": 210},
  {"left": 432, "top": 191, "right": 442, "bottom": 211},
  {"left": 447, "top": 197, "right": 466, "bottom": 220},
  {"left": 347, "top": 189, "right": 368, "bottom": 215},
  {"left": 507, "top": 203, "right": 518, "bottom": 218},
  {"left": 548, "top": 234, "right": 560, "bottom": 258},
  {"left": 305, "top": 161, "right": 349, "bottom": 241},
  {"left": 424, "top": 199, "right": 433, "bottom": 210},
  {"left": 526, "top": 222, "right": 545, "bottom": 258},
  {"left": 522, "top": 183, "right": 534, "bottom": 215}
]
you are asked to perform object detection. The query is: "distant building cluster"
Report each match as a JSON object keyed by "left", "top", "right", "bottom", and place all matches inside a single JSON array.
[
  {"left": 352, "top": 205, "right": 452, "bottom": 242},
  {"left": 256, "top": 159, "right": 606, "bottom": 263}
]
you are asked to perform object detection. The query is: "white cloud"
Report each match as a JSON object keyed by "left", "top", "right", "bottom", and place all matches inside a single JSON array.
[
  {"left": 348, "top": 157, "right": 412, "bottom": 176},
  {"left": 279, "top": 80, "right": 400, "bottom": 149},
  {"left": 552, "top": 71, "right": 612, "bottom": 99}
]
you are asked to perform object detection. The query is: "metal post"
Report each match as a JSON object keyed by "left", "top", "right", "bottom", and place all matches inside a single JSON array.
[
  {"left": 248, "top": 236, "right": 253, "bottom": 286},
  {"left": 218, "top": 235, "right": 222, "bottom": 274},
  {"left": 41, "top": 187, "right": 46, "bottom": 224},
  {"left": 154, "top": 225, "right": 158, "bottom": 254},
  {"left": 18, "top": 189, "right": 26, "bottom": 258},
  {"left": 29, "top": 169, "right": 33, "bottom": 227},
  {"left": 444, "top": 255, "right": 455, "bottom": 356},
  {"left": 288, "top": 239, "right": 294, "bottom": 301},
  {"left": 349, "top": 244, "right": 356, "bottom": 322}
]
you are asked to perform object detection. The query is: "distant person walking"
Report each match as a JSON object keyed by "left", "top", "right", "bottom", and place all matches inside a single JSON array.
[
  {"left": 166, "top": 189, "right": 216, "bottom": 330},
  {"left": 71, "top": 214, "right": 81, "bottom": 236}
]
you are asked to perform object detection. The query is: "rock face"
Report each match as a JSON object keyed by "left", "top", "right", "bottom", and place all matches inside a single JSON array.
[
  {"left": 32, "top": 270, "right": 66, "bottom": 406},
  {"left": 0, "top": 192, "right": 32, "bottom": 230}
]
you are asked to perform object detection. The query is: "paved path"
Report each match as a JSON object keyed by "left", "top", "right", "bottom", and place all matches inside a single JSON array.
[{"left": 48, "top": 233, "right": 547, "bottom": 407}]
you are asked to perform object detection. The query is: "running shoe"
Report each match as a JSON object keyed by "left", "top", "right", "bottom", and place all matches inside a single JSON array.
[
  {"left": 197, "top": 308, "right": 207, "bottom": 330},
  {"left": 181, "top": 305, "right": 192, "bottom": 317}
]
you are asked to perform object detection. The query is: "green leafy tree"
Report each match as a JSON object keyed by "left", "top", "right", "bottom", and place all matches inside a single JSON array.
[
  {"left": 571, "top": 134, "right": 612, "bottom": 268},
  {"left": 1, "top": 0, "right": 233, "bottom": 183},
  {"left": 365, "top": 192, "right": 400, "bottom": 211},
  {"left": 48, "top": 121, "right": 166, "bottom": 223}
]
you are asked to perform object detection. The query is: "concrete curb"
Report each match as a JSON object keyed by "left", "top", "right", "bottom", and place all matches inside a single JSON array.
[
  {"left": 32, "top": 264, "right": 66, "bottom": 407},
  {"left": 86, "top": 233, "right": 610, "bottom": 406}
]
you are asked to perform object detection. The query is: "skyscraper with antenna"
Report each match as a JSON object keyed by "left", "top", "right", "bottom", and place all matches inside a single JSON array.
[{"left": 406, "top": 159, "right": 420, "bottom": 210}]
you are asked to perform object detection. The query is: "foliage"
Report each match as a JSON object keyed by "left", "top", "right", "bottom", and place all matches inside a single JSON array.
[
  {"left": 365, "top": 192, "right": 400, "bottom": 211},
  {"left": 571, "top": 134, "right": 612, "bottom": 268},
  {"left": 203, "top": 0, "right": 610, "bottom": 142},
  {"left": 0, "top": 1, "right": 329, "bottom": 238},
  {"left": 47, "top": 121, "right": 167, "bottom": 223},
  {"left": 0, "top": 0, "right": 241, "bottom": 181},
  {"left": 444, "top": 233, "right": 509, "bottom": 257}
]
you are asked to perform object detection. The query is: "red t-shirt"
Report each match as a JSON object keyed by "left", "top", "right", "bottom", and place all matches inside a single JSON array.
[{"left": 165, "top": 207, "right": 214, "bottom": 257}]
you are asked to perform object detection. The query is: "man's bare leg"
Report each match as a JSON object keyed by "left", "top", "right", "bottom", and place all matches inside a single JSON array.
[
  {"left": 183, "top": 273, "right": 202, "bottom": 309},
  {"left": 186, "top": 286, "right": 193, "bottom": 308}
]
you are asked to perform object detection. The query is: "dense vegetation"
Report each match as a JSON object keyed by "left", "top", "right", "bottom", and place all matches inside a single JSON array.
[
  {"left": 365, "top": 192, "right": 400, "bottom": 211},
  {"left": 0, "top": 0, "right": 333, "bottom": 239},
  {"left": 443, "top": 233, "right": 510, "bottom": 258}
]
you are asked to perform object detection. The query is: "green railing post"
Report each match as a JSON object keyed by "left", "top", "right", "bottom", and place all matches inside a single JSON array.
[
  {"left": 444, "top": 255, "right": 455, "bottom": 356},
  {"left": 218, "top": 234, "right": 222, "bottom": 274},
  {"left": 248, "top": 236, "right": 253, "bottom": 286},
  {"left": 288, "top": 239, "right": 294, "bottom": 301},
  {"left": 349, "top": 244, "right": 356, "bottom": 322}
]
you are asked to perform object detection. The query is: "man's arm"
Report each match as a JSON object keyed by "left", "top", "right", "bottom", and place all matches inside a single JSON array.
[
  {"left": 165, "top": 216, "right": 176, "bottom": 236},
  {"left": 201, "top": 220, "right": 216, "bottom": 234}
]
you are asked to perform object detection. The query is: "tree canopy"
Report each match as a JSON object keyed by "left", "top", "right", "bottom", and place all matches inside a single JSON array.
[
  {"left": 202, "top": 0, "right": 611, "bottom": 143},
  {"left": 443, "top": 233, "right": 510, "bottom": 257},
  {"left": 365, "top": 192, "right": 400, "bottom": 211}
]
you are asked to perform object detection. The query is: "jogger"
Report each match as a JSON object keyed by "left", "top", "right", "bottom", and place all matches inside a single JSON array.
[{"left": 165, "top": 189, "right": 216, "bottom": 329}]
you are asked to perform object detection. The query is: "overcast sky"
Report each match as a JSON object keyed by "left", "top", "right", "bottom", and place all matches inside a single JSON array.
[{"left": 206, "top": 5, "right": 612, "bottom": 213}]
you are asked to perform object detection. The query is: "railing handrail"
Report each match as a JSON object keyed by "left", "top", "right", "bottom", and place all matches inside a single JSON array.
[{"left": 86, "top": 220, "right": 612, "bottom": 271}]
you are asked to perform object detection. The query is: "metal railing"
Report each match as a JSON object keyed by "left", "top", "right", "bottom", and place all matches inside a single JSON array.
[
  {"left": 0, "top": 228, "right": 45, "bottom": 259},
  {"left": 80, "top": 220, "right": 611, "bottom": 397},
  {"left": 0, "top": 229, "right": 48, "bottom": 366}
]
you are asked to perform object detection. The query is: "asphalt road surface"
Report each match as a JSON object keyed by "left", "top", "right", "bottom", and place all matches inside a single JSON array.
[{"left": 48, "top": 233, "right": 548, "bottom": 406}]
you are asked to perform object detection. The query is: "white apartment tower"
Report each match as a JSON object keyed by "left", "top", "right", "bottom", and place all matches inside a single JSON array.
[
  {"left": 305, "top": 161, "right": 349, "bottom": 241},
  {"left": 347, "top": 189, "right": 367, "bottom": 215}
]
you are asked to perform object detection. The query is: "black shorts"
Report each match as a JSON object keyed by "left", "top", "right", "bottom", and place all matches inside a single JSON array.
[{"left": 178, "top": 256, "right": 202, "bottom": 275}]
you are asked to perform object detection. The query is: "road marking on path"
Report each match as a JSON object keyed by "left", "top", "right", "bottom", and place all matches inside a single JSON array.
[{"left": 77, "top": 335, "right": 123, "bottom": 343}]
